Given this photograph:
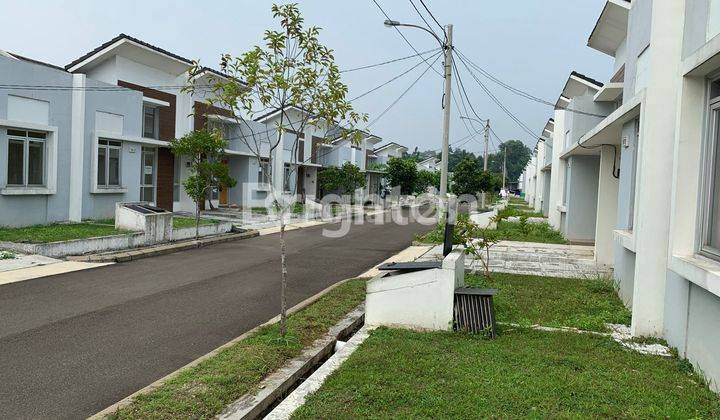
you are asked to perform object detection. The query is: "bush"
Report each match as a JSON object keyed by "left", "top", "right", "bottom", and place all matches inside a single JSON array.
[{"left": 386, "top": 157, "right": 418, "bottom": 195}]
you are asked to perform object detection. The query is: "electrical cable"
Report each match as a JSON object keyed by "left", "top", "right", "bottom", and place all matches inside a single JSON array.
[
  {"left": 366, "top": 52, "right": 441, "bottom": 128},
  {"left": 371, "top": 0, "right": 443, "bottom": 77},
  {"left": 349, "top": 50, "right": 442, "bottom": 102},
  {"left": 340, "top": 47, "right": 439, "bottom": 73}
]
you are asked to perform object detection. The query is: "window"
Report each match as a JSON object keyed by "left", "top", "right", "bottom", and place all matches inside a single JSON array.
[
  {"left": 97, "top": 139, "right": 122, "bottom": 187},
  {"left": 258, "top": 159, "right": 271, "bottom": 184},
  {"left": 140, "top": 147, "right": 156, "bottom": 202},
  {"left": 284, "top": 165, "right": 291, "bottom": 192},
  {"left": 709, "top": 0, "right": 720, "bottom": 41},
  {"left": 6, "top": 129, "right": 45, "bottom": 187},
  {"left": 701, "top": 79, "right": 720, "bottom": 259},
  {"left": 143, "top": 105, "right": 159, "bottom": 139},
  {"left": 173, "top": 156, "right": 181, "bottom": 202}
]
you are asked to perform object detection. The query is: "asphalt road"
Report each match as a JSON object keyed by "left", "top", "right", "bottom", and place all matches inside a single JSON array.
[{"left": 0, "top": 209, "right": 434, "bottom": 419}]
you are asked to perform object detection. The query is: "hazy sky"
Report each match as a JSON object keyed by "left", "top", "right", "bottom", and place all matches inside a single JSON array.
[{"left": 0, "top": 1, "right": 612, "bottom": 154}]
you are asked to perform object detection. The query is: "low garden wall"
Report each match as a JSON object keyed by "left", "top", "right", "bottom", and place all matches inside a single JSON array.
[
  {"left": 0, "top": 232, "right": 146, "bottom": 258},
  {"left": 172, "top": 221, "right": 233, "bottom": 241}
]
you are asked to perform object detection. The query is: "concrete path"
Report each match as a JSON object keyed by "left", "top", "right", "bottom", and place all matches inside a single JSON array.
[
  {"left": 0, "top": 209, "right": 433, "bottom": 419},
  {"left": 0, "top": 253, "right": 60, "bottom": 273},
  {"left": 421, "top": 241, "right": 613, "bottom": 278}
]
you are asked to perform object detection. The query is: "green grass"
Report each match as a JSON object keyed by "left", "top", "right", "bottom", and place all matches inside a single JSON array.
[
  {"left": 172, "top": 217, "right": 217, "bottom": 230},
  {"left": 109, "top": 279, "right": 368, "bottom": 420},
  {"left": 293, "top": 327, "right": 720, "bottom": 419},
  {"left": 466, "top": 273, "right": 631, "bottom": 332},
  {"left": 496, "top": 206, "right": 543, "bottom": 219},
  {"left": 251, "top": 207, "right": 269, "bottom": 215},
  {"left": 494, "top": 220, "right": 567, "bottom": 244},
  {"left": 415, "top": 215, "right": 566, "bottom": 245},
  {"left": 0, "top": 222, "right": 130, "bottom": 243}
]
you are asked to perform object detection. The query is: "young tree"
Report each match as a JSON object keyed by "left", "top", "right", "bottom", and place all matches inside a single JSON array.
[
  {"left": 415, "top": 169, "right": 440, "bottom": 194},
  {"left": 318, "top": 162, "right": 366, "bottom": 203},
  {"left": 169, "top": 129, "right": 236, "bottom": 239},
  {"left": 451, "top": 157, "right": 499, "bottom": 197},
  {"left": 386, "top": 157, "right": 418, "bottom": 195},
  {"left": 186, "top": 3, "right": 365, "bottom": 337}
]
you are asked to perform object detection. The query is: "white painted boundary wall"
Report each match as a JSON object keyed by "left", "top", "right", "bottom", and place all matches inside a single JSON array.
[{"left": 365, "top": 250, "right": 465, "bottom": 331}]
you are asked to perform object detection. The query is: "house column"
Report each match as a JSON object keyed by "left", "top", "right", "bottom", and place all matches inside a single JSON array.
[
  {"left": 69, "top": 74, "right": 86, "bottom": 222},
  {"left": 630, "top": 0, "right": 685, "bottom": 337},
  {"left": 547, "top": 109, "right": 566, "bottom": 229},
  {"left": 594, "top": 146, "right": 619, "bottom": 265}
]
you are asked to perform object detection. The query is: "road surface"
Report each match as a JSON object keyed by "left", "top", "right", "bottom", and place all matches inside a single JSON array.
[{"left": 0, "top": 210, "right": 434, "bottom": 419}]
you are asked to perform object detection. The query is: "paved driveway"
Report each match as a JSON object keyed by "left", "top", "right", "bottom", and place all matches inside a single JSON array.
[{"left": 0, "top": 210, "right": 434, "bottom": 419}]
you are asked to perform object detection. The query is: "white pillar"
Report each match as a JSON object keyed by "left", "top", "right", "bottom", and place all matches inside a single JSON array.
[
  {"left": 547, "top": 110, "right": 566, "bottom": 229},
  {"left": 69, "top": 74, "right": 86, "bottom": 222},
  {"left": 630, "top": 0, "right": 685, "bottom": 337},
  {"left": 594, "top": 146, "right": 619, "bottom": 265}
]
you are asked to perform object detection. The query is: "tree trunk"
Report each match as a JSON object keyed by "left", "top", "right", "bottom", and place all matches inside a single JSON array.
[{"left": 279, "top": 220, "right": 288, "bottom": 337}]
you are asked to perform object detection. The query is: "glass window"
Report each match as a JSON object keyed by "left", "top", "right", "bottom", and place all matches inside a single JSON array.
[
  {"left": 173, "top": 156, "right": 181, "bottom": 202},
  {"left": 7, "top": 129, "right": 45, "bottom": 187},
  {"left": 7, "top": 139, "right": 24, "bottom": 185},
  {"left": 710, "top": 0, "right": 720, "bottom": 41},
  {"left": 140, "top": 147, "right": 156, "bottom": 203},
  {"left": 628, "top": 118, "right": 640, "bottom": 230},
  {"left": 284, "top": 165, "right": 291, "bottom": 192},
  {"left": 258, "top": 159, "right": 271, "bottom": 184},
  {"left": 143, "top": 106, "right": 158, "bottom": 139},
  {"left": 703, "top": 99, "right": 720, "bottom": 257},
  {"left": 97, "top": 139, "right": 121, "bottom": 187}
]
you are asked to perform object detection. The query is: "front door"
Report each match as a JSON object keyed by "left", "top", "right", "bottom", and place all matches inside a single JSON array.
[
  {"left": 219, "top": 158, "right": 229, "bottom": 206},
  {"left": 140, "top": 147, "right": 156, "bottom": 204}
]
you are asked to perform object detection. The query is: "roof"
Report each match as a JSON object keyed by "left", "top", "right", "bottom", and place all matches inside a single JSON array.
[
  {"left": 418, "top": 156, "right": 439, "bottom": 165},
  {"left": 374, "top": 141, "right": 408, "bottom": 153},
  {"left": 253, "top": 105, "right": 311, "bottom": 123},
  {"left": 554, "top": 71, "right": 604, "bottom": 109},
  {"left": 5, "top": 52, "right": 67, "bottom": 72},
  {"left": 587, "top": 0, "right": 631, "bottom": 57},
  {"left": 65, "top": 33, "right": 230, "bottom": 79}
]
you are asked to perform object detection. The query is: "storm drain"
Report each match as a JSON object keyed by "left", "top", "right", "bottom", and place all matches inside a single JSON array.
[{"left": 453, "top": 288, "right": 498, "bottom": 338}]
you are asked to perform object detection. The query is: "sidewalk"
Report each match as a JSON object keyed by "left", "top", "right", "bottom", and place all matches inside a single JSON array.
[{"left": 0, "top": 252, "right": 111, "bottom": 286}]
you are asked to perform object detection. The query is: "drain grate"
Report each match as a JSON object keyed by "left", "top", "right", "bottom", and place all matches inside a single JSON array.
[{"left": 453, "top": 288, "right": 498, "bottom": 338}]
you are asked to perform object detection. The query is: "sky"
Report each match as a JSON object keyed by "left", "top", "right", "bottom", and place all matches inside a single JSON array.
[{"left": 0, "top": 0, "right": 612, "bottom": 154}]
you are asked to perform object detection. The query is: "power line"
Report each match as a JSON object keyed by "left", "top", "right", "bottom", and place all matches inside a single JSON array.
[
  {"left": 409, "top": 0, "right": 443, "bottom": 41},
  {"left": 455, "top": 48, "right": 608, "bottom": 119},
  {"left": 418, "top": 0, "right": 446, "bottom": 39},
  {"left": 455, "top": 53, "right": 539, "bottom": 139},
  {"left": 340, "top": 47, "right": 439, "bottom": 73},
  {"left": 366, "top": 52, "right": 442, "bottom": 128},
  {"left": 349, "top": 50, "right": 442, "bottom": 102},
  {"left": 370, "top": 0, "right": 444, "bottom": 77}
]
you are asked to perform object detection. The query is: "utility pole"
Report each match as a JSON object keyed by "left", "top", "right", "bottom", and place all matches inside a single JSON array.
[
  {"left": 502, "top": 144, "right": 507, "bottom": 191},
  {"left": 481, "top": 119, "right": 490, "bottom": 207},
  {"left": 439, "top": 24, "right": 453, "bottom": 199}
]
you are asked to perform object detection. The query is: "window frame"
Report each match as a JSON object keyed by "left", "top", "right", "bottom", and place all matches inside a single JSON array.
[
  {"left": 142, "top": 105, "right": 160, "bottom": 139},
  {"left": 258, "top": 158, "right": 271, "bottom": 185},
  {"left": 6, "top": 129, "right": 46, "bottom": 187},
  {"left": 97, "top": 138, "right": 122, "bottom": 188},
  {"left": 700, "top": 82, "right": 720, "bottom": 260},
  {"left": 140, "top": 146, "right": 157, "bottom": 203}
]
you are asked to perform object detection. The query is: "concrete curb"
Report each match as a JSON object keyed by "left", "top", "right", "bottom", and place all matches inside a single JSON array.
[
  {"left": 67, "top": 230, "right": 259, "bottom": 263},
  {"left": 218, "top": 306, "right": 365, "bottom": 419},
  {"left": 264, "top": 325, "right": 373, "bottom": 420},
  {"left": 88, "top": 275, "right": 365, "bottom": 419}
]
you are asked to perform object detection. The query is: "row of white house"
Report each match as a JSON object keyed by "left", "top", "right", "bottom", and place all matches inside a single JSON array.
[
  {"left": 522, "top": 0, "right": 720, "bottom": 391},
  {"left": 0, "top": 34, "right": 409, "bottom": 227}
]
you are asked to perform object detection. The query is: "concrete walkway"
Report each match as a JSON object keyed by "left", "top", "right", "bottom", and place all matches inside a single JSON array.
[{"left": 420, "top": 241, "right": 613, "bottom": 279}]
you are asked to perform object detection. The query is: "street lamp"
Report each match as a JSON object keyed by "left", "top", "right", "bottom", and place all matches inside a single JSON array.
[{"left": 384, "top": 18, "right": 453, "bottom": 199}]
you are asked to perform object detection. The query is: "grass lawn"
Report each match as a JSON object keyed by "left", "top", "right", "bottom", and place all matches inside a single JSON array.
[
  {"left": 251, "top": 207, "right": 269, "bottom": 215},
  {"left": 494, "top": 220, "right": 567, "bottom": 244},
  {"left": 172, "top": 216, "right": 217, "bottom": 230},
  {"left": 466, "top": 273, "right": 630, "bottom": 332},
  {"left": 0, "top": 222, "right": 130, "bottom": 243},
  {"left": 109, "top": 278, "right": 367, "bottom": 420},
  {"left": 293, "top": 327, "right": 720, "bottom": 419}
]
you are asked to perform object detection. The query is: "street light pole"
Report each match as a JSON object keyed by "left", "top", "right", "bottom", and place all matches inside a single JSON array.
[
  {"left": 383, "top": 19, "right": 452, "bottom": 199},
  {"left": 502, "top": 144, "right": 507, "bottom": 191},
  {"left": 439, "top": 24, "right": 453, "bottom": 199}
]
